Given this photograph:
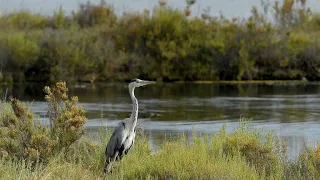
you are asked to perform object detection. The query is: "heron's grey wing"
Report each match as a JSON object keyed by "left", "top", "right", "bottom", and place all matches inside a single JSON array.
[
  {"left": 105, "top": 121, "right": 126, "bottom": 161},
  {"left": 124, "top": 127, "right": 136, "bottom": 155}
]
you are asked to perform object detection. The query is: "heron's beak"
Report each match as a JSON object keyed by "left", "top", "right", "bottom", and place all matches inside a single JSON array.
[{"left": 140, "top": 80, "right": 156, "bottom": 86}]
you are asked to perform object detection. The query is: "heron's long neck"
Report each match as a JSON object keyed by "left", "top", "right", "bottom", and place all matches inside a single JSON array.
[{"left": 129, "top": 87, "right": 138, "bottom": 131}]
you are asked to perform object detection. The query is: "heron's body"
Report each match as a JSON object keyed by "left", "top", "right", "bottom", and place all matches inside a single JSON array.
[{"left": 104, "top": 78, "right": 155, "bottom": 173}]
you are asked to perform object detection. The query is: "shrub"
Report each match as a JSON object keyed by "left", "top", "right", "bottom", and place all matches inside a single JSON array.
[
  {"left": 44, "top": 81, "right": 87, "bottom": 148},
  {"left": 223, "top": 124, "right": 281, "bottom": 176},
  {"left": 73, "top": 0, "right": 117, "bottom": 28},
  {"left": 0, "top": 11, "right": 46, "bottom": 30},
  {"left": 6, "top": 33, "right": 40, "bottom": 82},
  {"left": 287, "top": 32, "right": 313, "bottom": 54},
  {"left": 0, "top": 99, "right": 56, "bottom": 163},
  {"left": 0, "top": 81, "right": 86, "bottom": 163},
  {"left": 7, "top": 33, "right": 40, "bottom": 68}
]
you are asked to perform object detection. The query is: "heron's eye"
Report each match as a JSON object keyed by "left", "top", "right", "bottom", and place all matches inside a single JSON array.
[{"left": 130, "top": 78, "right": 137, "bottom": 83}]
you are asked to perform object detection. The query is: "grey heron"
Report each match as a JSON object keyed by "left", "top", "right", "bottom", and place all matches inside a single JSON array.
[{"left": 104, "top": 78, "right": 155, "bottom": 173}]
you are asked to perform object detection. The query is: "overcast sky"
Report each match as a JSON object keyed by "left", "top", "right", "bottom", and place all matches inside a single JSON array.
[{"left": 0, "top": 0, "right": 320, "bottom": 19}]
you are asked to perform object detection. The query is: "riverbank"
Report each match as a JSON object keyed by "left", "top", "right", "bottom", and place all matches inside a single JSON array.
[
  {"left": 1, "top": 113, "right": 319, "bottom": 179},
  {"left": 0, "top": 79, "right": 313, "bottom": 86},
  {"left": 1, "top": 0, "right": 320, "bottom": 84},
  {"left": 174, "top": 79, "right": 310, "bottom": 84}
]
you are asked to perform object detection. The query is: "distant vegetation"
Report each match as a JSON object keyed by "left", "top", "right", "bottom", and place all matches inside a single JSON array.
[{"left": 1, "top": 0, "right": 320, "bottom": 84}]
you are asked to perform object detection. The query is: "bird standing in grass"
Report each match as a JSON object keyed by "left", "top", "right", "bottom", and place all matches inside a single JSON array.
[{"left": 104, "top": 78, "right": 155, "bottom": 173}]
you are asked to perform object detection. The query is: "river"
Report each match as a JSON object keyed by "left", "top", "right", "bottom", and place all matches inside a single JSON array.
[{"left": 1, "top": 82, "right": 320, "bottom": 159}]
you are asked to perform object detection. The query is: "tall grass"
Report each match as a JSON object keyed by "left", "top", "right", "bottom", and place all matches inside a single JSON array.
[
  {"left": 1, "top": 0, "right": 320, "bottom": 83},
  {"left": 1, "top": 123, "right": 320, "bottom": 179}
]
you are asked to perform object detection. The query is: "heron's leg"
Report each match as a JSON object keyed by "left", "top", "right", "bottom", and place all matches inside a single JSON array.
[
  {"left": 104, "top": 162, "right": 114, "bottom": 173},
  {"left": 104, "top": 158, "right": 112, "bottom": 173},
  {"left": 104, "top": 152, "right": 119, "bottom": 173}
]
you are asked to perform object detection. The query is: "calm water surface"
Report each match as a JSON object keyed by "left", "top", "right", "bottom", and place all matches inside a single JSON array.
[{"left": 1, "top": 82, "right": 320, "bottom": 158}]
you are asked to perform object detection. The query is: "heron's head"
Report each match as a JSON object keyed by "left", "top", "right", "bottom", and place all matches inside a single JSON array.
[{"left": 129, "top": 78, "right": 155, "bottom": 88}]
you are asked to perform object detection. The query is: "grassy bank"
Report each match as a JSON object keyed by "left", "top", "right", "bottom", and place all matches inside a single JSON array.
[
  {"left": 1, "top": 113, "right": 320, "bottom": 180},
  {"left": 1, "top": 0, "right": 320, "bottom": 84},
  {"left": 0, "top": 82, "right": 320, "bottom": 179}
]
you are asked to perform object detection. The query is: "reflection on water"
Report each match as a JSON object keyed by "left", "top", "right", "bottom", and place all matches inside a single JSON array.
[{"left": 1, "top": 82, "right": 320, "bottom": 158}]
